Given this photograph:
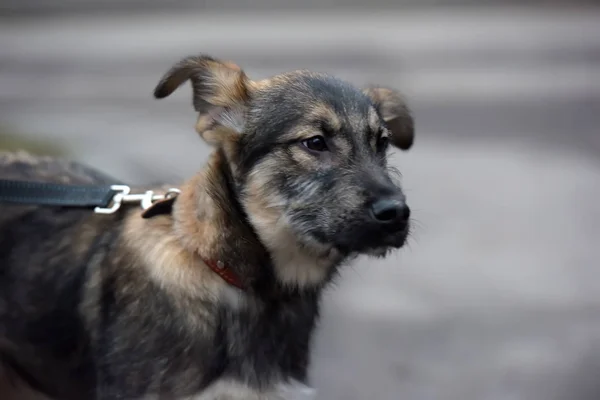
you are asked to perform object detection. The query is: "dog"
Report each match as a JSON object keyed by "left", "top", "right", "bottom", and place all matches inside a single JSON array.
[{"left": 0, "top": 54, "right": 415, "bottom": 400}]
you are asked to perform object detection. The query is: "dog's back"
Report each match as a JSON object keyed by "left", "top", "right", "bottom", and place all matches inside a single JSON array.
[
  {"left": 0, "top": 151, "right": 222, "bottom": 400},
  {"left": 0, "top": 151, "right": 120, "bottom": 399},
  {"left": 0, "top": 151, "right": 119, "bottom": 186}
]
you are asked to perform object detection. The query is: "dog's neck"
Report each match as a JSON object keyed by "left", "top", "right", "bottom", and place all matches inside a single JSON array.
[{"left": 171, "top": 150, "right": 302, "bottom": 297}]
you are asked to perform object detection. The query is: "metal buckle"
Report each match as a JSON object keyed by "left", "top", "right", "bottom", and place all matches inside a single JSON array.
[{"left": 94, "top": 185, "right": 181, "bottom": 215}]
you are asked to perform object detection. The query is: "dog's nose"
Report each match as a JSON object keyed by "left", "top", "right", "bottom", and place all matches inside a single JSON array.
[{"left": 370, "top": 198, "right": 410, "bottom": 224}]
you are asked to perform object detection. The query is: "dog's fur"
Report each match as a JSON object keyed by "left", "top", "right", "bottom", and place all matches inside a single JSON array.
[{"left": 0, "top": 54, "right": 415, "bottom": 400}]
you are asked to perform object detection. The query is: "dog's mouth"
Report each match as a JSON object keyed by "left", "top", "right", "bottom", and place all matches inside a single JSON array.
[
  {"left": 364, "top": 227, "right": 409, "bottom": 255},
  {"left": 330, "top": 222, "right": 410, "bottom": 258},
  {"left": 364, "top": 229, "right": 409, "bottom": 257}
]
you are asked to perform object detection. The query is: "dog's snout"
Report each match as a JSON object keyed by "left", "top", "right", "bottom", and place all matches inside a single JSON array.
[{"left": 370, "top": 198, "right": 410, "bottom": 224}]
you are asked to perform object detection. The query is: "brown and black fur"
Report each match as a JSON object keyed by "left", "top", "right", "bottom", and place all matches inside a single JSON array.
[{"left": 0, "top": 54, "right": 415, "bottom": 399}]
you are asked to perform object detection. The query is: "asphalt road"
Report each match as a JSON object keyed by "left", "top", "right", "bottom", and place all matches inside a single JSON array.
[{"left": 1, "top": 6, "right": 600, "bottom": 400}]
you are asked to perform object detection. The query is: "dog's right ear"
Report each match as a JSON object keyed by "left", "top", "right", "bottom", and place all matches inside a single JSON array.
[
  {"left": 153, "top": 55, "right": 251, "bottom": 146},
  {"left": 363, "top": 87, "right": 414, "bottom": 151}
]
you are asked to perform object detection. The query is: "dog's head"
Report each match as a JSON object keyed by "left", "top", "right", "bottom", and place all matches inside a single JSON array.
[{"left": 155, "top": 55, "right": 414, "bottom": 285}]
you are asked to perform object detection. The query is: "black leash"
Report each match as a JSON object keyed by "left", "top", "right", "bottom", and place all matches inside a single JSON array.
[
  {"left": 0, "top": 180, "right": 118, "bottom": 209},
  {"left": 0, "top": 179, "right": 181, "bottom": 216}
]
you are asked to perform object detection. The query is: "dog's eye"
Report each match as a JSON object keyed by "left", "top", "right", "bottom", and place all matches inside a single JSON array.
[
  {"left": 377, "top": 135, "right": 390, "bottom": 151},
  {"left": 302, "top": 136, "right": 329, "bottom": 152}
]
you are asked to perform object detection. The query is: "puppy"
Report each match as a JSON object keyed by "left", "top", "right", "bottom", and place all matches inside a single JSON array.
[{"left": 0, "top": 54, "right": 415, "bottom": 399}]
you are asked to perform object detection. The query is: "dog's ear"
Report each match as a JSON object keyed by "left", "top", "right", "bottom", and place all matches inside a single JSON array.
[
  {"left": 154, "top": 55, "right": 250, "bottom": 146},
  {"left": 363, "top": 87, "right": 414, "bottom": 150}
]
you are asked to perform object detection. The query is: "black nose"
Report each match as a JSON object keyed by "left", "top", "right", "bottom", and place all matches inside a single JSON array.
[{"left": 370, "top": 198, "right": 410, "bottom": 224}]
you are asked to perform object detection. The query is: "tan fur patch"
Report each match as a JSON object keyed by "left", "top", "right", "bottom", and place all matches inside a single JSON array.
[
  {"left": 0, "top": 150, "right": 41, "bottom": 166},
  {"left": 167, "top": 378, "right": 316, "bottom": 400},
  {"left": 248, "top": 78, "right": 271, "bottom": 91},
  {"left": 171, "top": 162, "right": 220, "bottom": 257},
  {"left": 201, "top": 59, "right": 248, "bottom": 108},
  {"left": 195, "top": 114, "right": 214, "bottom": 136},
  {"left": 124, "top": 213, "right": 215, "bottom": 295},
  {"left": 288, "top": 144, "right": 318, "bottom": 167},
  {"left": 367, "top": 106, "right": 381, "bottom": 135},
  {"left": 276, "top": 102, "right": 342, "bottom": 143},
  {"left": 307, "top": 102, "right": 342, "bottom": 132}
]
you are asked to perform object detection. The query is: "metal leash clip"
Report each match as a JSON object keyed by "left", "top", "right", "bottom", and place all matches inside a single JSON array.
[{"left": 94, "top": 185, "right": 181, "bottom": 215}]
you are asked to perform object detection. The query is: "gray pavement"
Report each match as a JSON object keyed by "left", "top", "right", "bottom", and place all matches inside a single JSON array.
[{"left": 1, "top": 5, "right": 600, "bottom": 400}]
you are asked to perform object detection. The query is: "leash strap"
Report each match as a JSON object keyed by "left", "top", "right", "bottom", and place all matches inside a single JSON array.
[
  {"left": 0, "top": 179, "right": 181, "bottom": 215},
  {"left": 0, "top": 179, "right": 117, "bottom": 209}
]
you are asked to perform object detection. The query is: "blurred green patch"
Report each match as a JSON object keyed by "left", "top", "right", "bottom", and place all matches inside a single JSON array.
[{"left": 0, "top": 126, "right": 68, "bottom": 157}]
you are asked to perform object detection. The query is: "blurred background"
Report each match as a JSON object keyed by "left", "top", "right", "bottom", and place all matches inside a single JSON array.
[{"left": 1, "top": 0, "right": 600, "bottom": 399}]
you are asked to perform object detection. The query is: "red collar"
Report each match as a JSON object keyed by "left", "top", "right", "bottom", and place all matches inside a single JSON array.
[{"left": 203, "top": 259, "right": 245, "bottom": 290}]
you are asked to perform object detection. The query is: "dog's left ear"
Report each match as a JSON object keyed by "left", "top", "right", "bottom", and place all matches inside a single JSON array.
[
  {"left": 153, "top": 54, "right": 250, "bottom": 146},
  {"left": 363, "top": 87, "right": 414, "bottom": 150}
]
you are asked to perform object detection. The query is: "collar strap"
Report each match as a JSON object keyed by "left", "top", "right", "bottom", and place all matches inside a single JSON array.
[{"left": 202, "top": 259, "right": 245, "bottom": 290}]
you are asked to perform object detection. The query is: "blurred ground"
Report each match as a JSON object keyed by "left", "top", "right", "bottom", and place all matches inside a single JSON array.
[{"left": 1, "top": 3, "right": 600, "bottom": 400}]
